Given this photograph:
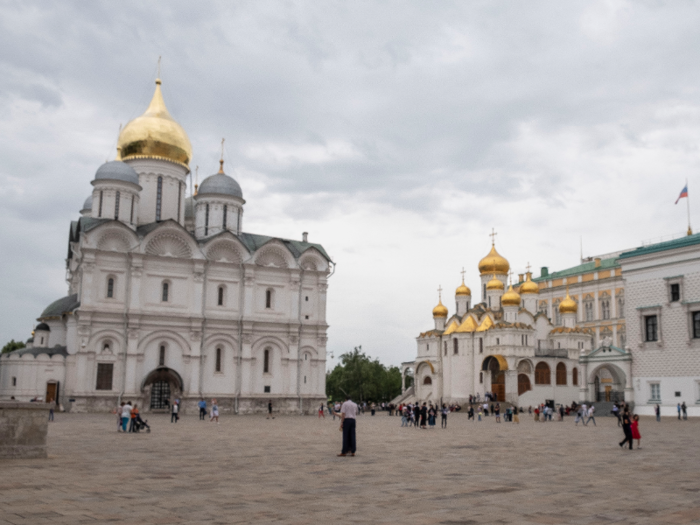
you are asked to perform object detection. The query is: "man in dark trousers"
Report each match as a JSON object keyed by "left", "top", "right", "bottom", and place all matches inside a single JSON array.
[
  {"left": 619, "top": 410, "right": 633, "bottom": 450},
  {"left": 337, "top": 395, "right": 358, "bottom": 457}
]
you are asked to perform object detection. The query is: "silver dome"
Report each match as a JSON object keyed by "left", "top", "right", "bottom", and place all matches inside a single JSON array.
[
  {"left": 198, "top": 172, "right": 243, "bottom": 199},
  {"left": 82, "top": 194, "right": 93, "bottom": 211},
  {"left": 94, "top": 161, "right": 140, "bottom": 186}
]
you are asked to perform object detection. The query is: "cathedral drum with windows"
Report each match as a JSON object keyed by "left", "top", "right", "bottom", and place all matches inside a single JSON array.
[
  {"left": 400, "top": 238, "right": 596, "bottom": 407},
  {"left": 0, "top": 78, "right": 333, "bottom": 414}
]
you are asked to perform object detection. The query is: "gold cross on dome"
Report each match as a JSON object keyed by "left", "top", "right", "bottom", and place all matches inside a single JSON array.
[
  {"left": 489, "top": 228, "right": 498, "bottom": 245},
  {"left": 508, "top": 270, "right": 514, "bottom": 285},
  {"left": 437, "top": 285, "right": 443, "bottom": 300},
  {"left": 460, "top": 267, "right": 466, "bottom": 282},
  {"left": 526, "top": 262, "right": 531, "bottom": 273}
]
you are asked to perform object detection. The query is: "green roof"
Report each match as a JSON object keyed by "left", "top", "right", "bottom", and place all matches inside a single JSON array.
[
  {"left": 533, "top": 257, "right": 619, "bottom": 282},
  {"left": 619, "top": 232, "right": 700, "bottom": 260}
]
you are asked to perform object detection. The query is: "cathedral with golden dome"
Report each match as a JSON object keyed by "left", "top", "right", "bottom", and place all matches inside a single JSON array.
[
  {"left": 0, "top": 77, "right": 333, "bottom": 414},
  {"left": 400, "top": 236, "right": 595, "bottom": 407}
]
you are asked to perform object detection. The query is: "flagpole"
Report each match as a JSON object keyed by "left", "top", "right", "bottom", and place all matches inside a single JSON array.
[{"left": 687, "top": 178, "right": 692, "bottom": 235}]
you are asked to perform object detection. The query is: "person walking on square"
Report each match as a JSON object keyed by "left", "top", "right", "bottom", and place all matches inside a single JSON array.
[
  {"left": 129, "top": 404, "right": 139, "bottom": 432},
  {"left": 198, "top": 398, "right": 207, "bottom": 420},
  {"left": 477, "top": 406, "right": 483, "bottom": 421},
  {"left": 413, "top": 404, "right": 421, "bottom": 429},
  {"left": 513, "top": 406, "right": 520, "bottom": 424},
  {"left": 337, "top": 395, "right": 358, "bottom": 457},
  {"left": 441, "top": 404, "right": 448, "bottom": 429},
  {"left": 631, "top": 414, "right": 642, "bottom": 448},
  {"left": 612, "top": 403, "right": 621, "bottom": 426},
  {"left": 116, "top": 402, "right": 125, "bottom": 432},
  {"left": 318, "top": 403, "right": 326, "bottom": 418},
  {"left": 467, "top": 405, "right": 474, "bottom": 421},
  {"left": 121, "top": 401, "right": 132, "bottom": 432},
  {"left": 655, "top": 404, "right": 660, "bottom": 422},
  {"left": 619, "top": 411, "right": 633, "bottom": 450},
  {"left": 677, "top": 403, "right": 682, "bottom": 420},
  {"left": 267, "top": 400, "right": 275, "bottom": 419},
  {"left": 428, "top": 405, "right": 436, "bottom": 428},
  {"left": 401, "top": 407, "right": 408, "bottom": 427},
  {"left": 682, "top": 402, "right": 687, "bottom": 420},
  {"left": 210, "top": 398, "right": 219, "bottom": 423},
  {"left": 420, "top": 403, "right": 428, "bottom": 429},
  {"left": 494, "top": 403, "right": 501, "bottom": 423},
  {"left": 171, "top": 400, "right": 179, "bottom": 423},
  {"left": 586, "top": 405, "right": 596, "bottom": 426}
]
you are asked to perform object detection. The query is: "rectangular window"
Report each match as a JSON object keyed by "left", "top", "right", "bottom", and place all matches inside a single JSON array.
[
  {"left": 671, "top": 283, "right": 680, "bottom": 303},
  {"left": 205, "top": 204, "right": 209, "bottom": 236},
  {"left": 264, "top": 386, "right": 271, "bottom": 393},
  {"left": 693, "top": 312, "right": 700, "bottom": 339},
  {"left": 114, "top": 191, "right": 120, "bottom": 220},
  {"left": 453, "top": 339, "right": 458, "bottom": 355},
  {"left": 479, "top": 338, "right": 483, "bottom": 353},
  {"left": 130, "top": 196, "right": 134, "bottom": 224},
  {"left": 156, "top": 176, "right": 163, "bottom": 221},
  {"left": 215, "top": 348, "right": 222, "bottom": 372},
  {"left": 223, "top": 205, "right": 227, "bottom": 229},
  {"left": 645, "top": 315, "right": 658, "bottom": 342},
  {"left": 12, "top": 377, "right": 17, "bottom": 387},
  {"left": 98, "top": 190, "right": 103, "bottom": 217},
  {"left": 650, "top": 383, "right": 660, "bottom": 401},
  {"left": 96, "top": 363, "right": 113, "bottom": 390}
]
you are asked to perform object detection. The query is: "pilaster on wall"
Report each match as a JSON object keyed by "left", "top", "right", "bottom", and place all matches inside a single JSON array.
[
  {"left": 123, "top": 329, "right": 140, "bottom": 397},
  {"left": 239, "top": 330, "right": 253, "bottom": 393}
]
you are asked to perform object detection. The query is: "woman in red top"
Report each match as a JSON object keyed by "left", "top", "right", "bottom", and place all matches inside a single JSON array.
[{"left": 631, "top": 414, "right": 642, "bottom": 449}]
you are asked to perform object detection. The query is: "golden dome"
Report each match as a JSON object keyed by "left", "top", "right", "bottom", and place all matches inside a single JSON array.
[
  {"left": 456, "top": 280, "right": 471, "bottom": 296},
  {"left": 486, "top": 275, "right": 504, "bottom": 291},
  {"left": 117, "top": 79, "right": 192, "bottom": 168},
  {"left": 432, "top": 299, "right": 448, "bottom": 318},
  {"left": 501, "top": 284, "right": 521, "bottom": 307},
  {"left": 519, "top": 273, "right": 539, "bottom": 295},
  {"left": 478, "top": 244, "right": 510, "bottom": 276},
  {"left": 559, "top": 290, "right": 578, "bottom": 314}
]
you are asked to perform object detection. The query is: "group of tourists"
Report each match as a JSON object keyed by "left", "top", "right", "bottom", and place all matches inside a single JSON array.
[
  {"left": 115, "top": 401, "right": 150, "bottom": 432},
  {"left": 196, "top": 398, "right": 220, "bottom": 423},
  {"left": 396, "top": 402, "right": 451, "bottom": 428}
]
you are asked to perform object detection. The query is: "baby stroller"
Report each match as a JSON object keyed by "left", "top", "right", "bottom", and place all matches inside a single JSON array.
[{"left": 133, "top": 414, "right": 151, "bottom": 433}]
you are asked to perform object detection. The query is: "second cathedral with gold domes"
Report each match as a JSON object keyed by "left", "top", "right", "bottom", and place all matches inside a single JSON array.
[
  {"left": 0, "top": 77, "right": 332, "bottom": 414},
  {"left": 401, "top": 238, "right": 593, "bottom": 407}
]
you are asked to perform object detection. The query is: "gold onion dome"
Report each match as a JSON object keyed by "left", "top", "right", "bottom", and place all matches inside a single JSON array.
[
  {"left": 456, "top": 280, "right": 471, "bottom": 296},
  {"left": 432, "top": 300, "right": 448, "bottom": 318},
  {"left": 519, "top": 274, "right": 539, "bottom": 295},
  {"left": 478, "top": 244, "right": 510, "bottom": 276},
  {"left": 486, "top": 275, "right": 504, "bottom": 291},
  {"left": 501, "top": 284, "right": 521, "bottom": 307},
  {"left": 117, "top": 79, "right": 192, "bottom": 168},
  {"left": 559, "top": 291, "right": 578, "bottom": 314}
]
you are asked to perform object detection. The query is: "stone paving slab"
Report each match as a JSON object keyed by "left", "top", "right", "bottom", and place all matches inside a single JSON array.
[{"left": 0, "top": 413, "right": 698, "bottom": 523}]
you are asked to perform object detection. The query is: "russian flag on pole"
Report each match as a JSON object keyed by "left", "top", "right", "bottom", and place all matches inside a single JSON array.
[{"left": 676, "top": 185, "right": 689, "bottom": 204}]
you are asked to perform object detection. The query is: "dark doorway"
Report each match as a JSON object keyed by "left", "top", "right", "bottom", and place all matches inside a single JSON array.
[{"left": 150, "top": 381, "right": 171, "bottom": 409}]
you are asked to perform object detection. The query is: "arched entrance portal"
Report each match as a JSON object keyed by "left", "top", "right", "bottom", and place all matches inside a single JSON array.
[
  {"left": 590, "top": 364, "right": 625, "bottom": 403},
  {"left": 142, "top": 367, "right": 184, "bottom": 410},
  {"left": 482, "top": 356, "right": 508, "bottom": 402}
]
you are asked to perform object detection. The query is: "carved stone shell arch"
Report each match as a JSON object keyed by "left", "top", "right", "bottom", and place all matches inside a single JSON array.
[
  {"left": 145, "top": 233, "right": 193, "bottom": 259},
  {"left": 299, "top": 249, "right": 328, "bottom": 272},
  {"left": 254, "top": 244, "right": 292, "bottom": 268},
  {"left": 96, "top": 229, "right": 132, "bottom": 252},
  {"left": 206, "top": 239, "right": 244, "bottom": 263}
]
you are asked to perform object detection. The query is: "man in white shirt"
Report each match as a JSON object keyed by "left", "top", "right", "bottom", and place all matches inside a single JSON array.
[
  {"left": 336, "top": 395, "right": 358, "bottom": 457},
  {"left": 586, "top": 405, "right": 596, "bottom": 426},
  {"left": 121, "top": 401, "right": 132, "bottom": 432}
]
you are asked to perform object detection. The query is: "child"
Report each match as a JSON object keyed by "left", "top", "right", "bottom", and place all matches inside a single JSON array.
[
  {"left": 477, "top": 407, "right": 482, "bottom": 421},
  {"left": 631, "top": 414, "right": 641, "bottom": 449},
  {"left": 210, "top": 398, "right": 219, "bottom": 424}
]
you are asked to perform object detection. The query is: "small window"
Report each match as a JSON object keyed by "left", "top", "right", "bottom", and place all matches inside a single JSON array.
[
  {"left": 223, "top": 205, "right": 228, "bottom": 229},
  {"left": 218, "top": 286, "right": 224, "bottom": 306},
  {"left": 572, "top": 367, "right": 578, "bottom": 386},
  {"left": 107, "top": 278, "right": 114, "bottom": 298},
  {"left": 159, "top": 345, "right": 165, "bottom": 367},
  {"left": 645, "top": 315, "right": 658, "bottom": 342},
  {"left": 205, "top": 203, "right": 210, "bottom": 236},
  {"left": 444, "top": 344, "right": 447, "bottom": 356},
  {"left": 114, "top": 191, "right": 120, "bottom": 220},
  {"left": 479, "top": 338, "right": 483, "bottom": 354},
  {"left": 693, "top": 312, "right": 700, "bottom": 339},
  {"left": 130, "top": 196, "right": 135, "bottom": 224},
  {"left": 265, "top": 289, "right": 273, "bottom": 309},
  {"left": 671, "top": 283, "right": 680, "bottom": 303},
  {"left": 98, "top": 190, "right": 103, "bottom": 217},
  {"left": 103, "top": 343, "right": 110, "bottom": 353},
  {"left": 264, "top": 386, "right": 271, "bottom": 393},
  {"left": 12, "top": 377, "right": 17, "bottom": 387},
  {"left": 40, "top": 337, "right": 44, "bottom": 345},
  {"left": 496, "top": 338, "right": 500, "bottom": 345},
  {"left": 305, "top": 315, "right": 309, "bottom": 320},
  {"left": 305, "top": 296, "right": 309, "bottom": 301},
  {"left": 215, "top": 347, "right": 222, "bottom": 372},
  {"left": 453, "top": 338, "right": 458, "bottom": 355},
  {"left": 305, "top": 353, "right": 308, "bottom": 360},
  {"left": 96, "top": 363, "right": 113, "bottom": 390},
  {"left": 304, "top": 375, "right": 307, "bottom": 384},
  {"left": 423, "top": 376, "right": 432, "bottom": 385},
  {"left": 650, "top": 383, "right": 661, "bottom": 401},
  {"left": 479, "top": 372, "right": 483, "bottom": 384},
  {"left": 162, "top": 282, "right": 169, "bottom": 302},
  {"left": 264, "top": 348, "right": 270, "bottom": 373},
  {"left": 156, "top": 176, "right": 163, "bottom": 221}
]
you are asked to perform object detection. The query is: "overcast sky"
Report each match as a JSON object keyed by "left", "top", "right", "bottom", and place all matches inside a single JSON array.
[{"left": 1, "top": 1, "right": 699, "bottom": 367}]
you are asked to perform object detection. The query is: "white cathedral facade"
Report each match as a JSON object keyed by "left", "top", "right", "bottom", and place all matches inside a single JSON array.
[{"left": 0, "top": 78, "right": 332, "bottom": 414}]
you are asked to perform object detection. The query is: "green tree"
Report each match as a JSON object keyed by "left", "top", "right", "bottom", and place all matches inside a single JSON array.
[
  {"left": 326, "top": 346, "right": 402, "bottom": 403},
  {"left": 1, "top": 339, "right": 26, "bottom": 354}
]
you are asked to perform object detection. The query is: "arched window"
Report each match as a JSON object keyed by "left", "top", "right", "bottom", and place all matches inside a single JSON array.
[
  {"left": 518, "top": 374, "right": 532, "bottom": 395},
  {"left": 114, "top": 191, "right": 120, "bottom": 220},
  {"left": 223, "top": 205, "right": 228, "bottom": 229},
  {"left": 265, "top": 289, "right": 273, "bottom": 309},
  {"left": 585, "top": 301, "right": 594, "bottom": 321},
  {"left": 159, "top": 345, "right": 166, "bottom": 366},
  {"left": 535, "top": 362, "right": 551, "bottom": 385},
  {"left": 263, "top": 348, "right": 270, "bottom": 373},
  {"left": 107, "top": 278, "right": 114, "bottom": 298},
  {"left": 103, "top": 343, "right": 110, "bottom": 353},
  {"left": 237, "top": 208, "right": 241, "bottom": 233},
  {"left": 453, "top": 338, "right": 458, "bottom": 355},
  {"left": 304, "top": 353, "right": 308, "bottom": 360},
  {"left": 205, "top": 203, "right": 209, "bottom": 236},
  {"left": 556, "top": 362, "right": 567, "bottom": 385},
  {"left": 215, "top": 347, "right": 222, "bottom": 372},
  {"left": 479, "top": 338, "right": 483, "bottom": 353},
  {"left": 98, "top": 190, "right": 103, "bottom": 217},
  {"left": 156, "top": 176, "right": 163, "bottom": 221},
  {"left": 130, "top": 196, "right": 135, "bottom": 224},
  {"left": 423, "top": 376, "right": 432, "bottom": 385},
  {"left": 162, "top": 282, "right": 169, "bottom": 302},
  {"left": 217, "top": 286, "right": 224, "bottom": 306},
  {"left": 572, "top": 367, "right": 579, "bottom": 386},
  {"left": 601, "top": 300, "right": 610, "bottom": 320}
]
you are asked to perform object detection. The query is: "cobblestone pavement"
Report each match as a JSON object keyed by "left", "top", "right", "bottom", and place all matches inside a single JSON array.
[{"left": 0, "top": 412, "right": 699, "bottom": 524}]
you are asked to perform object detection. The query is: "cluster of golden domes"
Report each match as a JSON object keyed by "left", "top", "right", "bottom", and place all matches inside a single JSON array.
[{"left": 117, "top": 78, "right": 192, "bottom": 168}]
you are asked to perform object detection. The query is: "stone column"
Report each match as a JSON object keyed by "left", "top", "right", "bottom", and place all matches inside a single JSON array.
[{"left": 578, "top": 361, "right": 588, "bottom": 402}]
